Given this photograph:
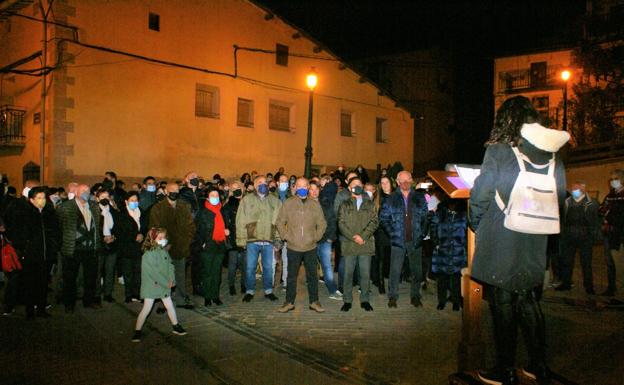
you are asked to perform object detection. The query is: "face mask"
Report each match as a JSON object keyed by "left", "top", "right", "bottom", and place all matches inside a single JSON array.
[
  {"left": 233, "top": 189, "right": 242, "bottom": 198},
  {"left": 22, "top": 186, "right": 31, "bottom": 198},
  {"left": 257, "top": 184, "right": 268, "bottom": 195},
  {"left": 296, "top": 188, "right": 308, "bottom": 198},
  {"left": 189, "top": 178, "right": 199, "bottom": 187},
  {"left": 365, "top": 191, "right": 373, "bottom": 199},
  {"left": 167, "top": 192, "right": 179, "bottom": 201},
  {"left": 427, "top": 195, "right": 440, "bottom": 211},
  {"left": 157, "top": 239, "right": 168, "bottom": 247},
  {"left": 338, "top": 167, "right": 343, "bottom": 172},
  {"left": 146, "top": 184, "right": 156, "bottom": 192},
  {"left": 209, "top": 197, "right": 220, "bottom": 206},
  {"left": 290, "top": 179, "right": 296, "bottom": 185},
  {"left": 611, "top": 179, "right": 622, "bottom": 190},
  {"left": 50, "top": 195, "right": 60, "bottom": 205},
  {"left": 128, "top": 201, "right": 139, "bottom": 210},
  {"left": 358, "top": 167, "right": 363, "bottom": 172},
  {"left": 351, "top": 186, "right": 364, "bottom": 196},
  {"left": 68, "top": 192, "right": 75, "bottom": 200},
  {"left": 80, "top": 192, "right": 90, "bottom": 202},
  {"left": 278, "top": 182, "right": 289, "bottom": 192},
  {"left": 99, "top": 198, "right": 110, "bottom": 206},
  {"left": 269, "top": 186, "right": 277, "bottom": 193},
  {"left": 571, "top": 189, "right": 582, "bottom": 199}
]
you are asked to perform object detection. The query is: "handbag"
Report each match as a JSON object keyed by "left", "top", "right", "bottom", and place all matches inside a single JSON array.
[{"left": 1, "top": 236, "right": 22, "bottom": 272}]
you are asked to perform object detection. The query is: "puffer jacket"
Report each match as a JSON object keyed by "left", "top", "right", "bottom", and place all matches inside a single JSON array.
[
  {"left": 276, "top": 196, "right": 326, "bottom": 252},
  {"left": 430, "top": 204, "right": 467, "bottom": 275},
  {"left": 338, "top": 198, "right": 378, "bottom": 256},
  {"left": 379, "top": 189, "right": 429, "bottom": 249},
  {"left": 235, "top": 193, "right": 282, "bottom": 247}
]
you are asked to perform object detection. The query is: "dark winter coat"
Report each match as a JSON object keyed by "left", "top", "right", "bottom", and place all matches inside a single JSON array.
[
  {"left": 379, "top": 189, "right": 429, "bottom": 249},
  {"left": 319, "top": 182, "right": 338, "bottom": 242},
  {"left": 223, "top": 197, "right": 242, "bottom": 250},
  {"left": 561, "top": 194, "right": 601, "bottom": 241},
  {"left": 196, "top": 203, "right": 227, "bottom": 253},
  {"left": 430, "top": 204, "right": 467, "bottom": 275},
  {"left": 338, "top": 198, "right": 378, "bottom": 256},
  {"left": 179, "top": 186, "right": 203, "bottom": 218},
  {"left": 113, "top": 207, "right": 146, "bottom": 259},
  {"left": 149, "top": 199, "right": 195, "bottom": 259},
  {"left": 469, "top": 141, "right": 566, "bottom": 291},
  {"left": 57, "top": 199, "right": 103, "bottom": 257},
  {"left": 11, "top": 203, "right": 61, "bottom": 263}
]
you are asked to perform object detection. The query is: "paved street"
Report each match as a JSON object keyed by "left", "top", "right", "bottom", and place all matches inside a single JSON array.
[{"left": 1, "top": 250, "right": 624, "bottom": 385}]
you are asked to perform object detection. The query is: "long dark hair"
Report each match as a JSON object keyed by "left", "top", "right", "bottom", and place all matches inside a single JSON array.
[{"left": 486, "top": 96, "right": 539, "bottom": 147}]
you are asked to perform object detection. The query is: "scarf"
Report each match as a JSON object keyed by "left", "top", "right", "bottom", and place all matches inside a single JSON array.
[
  {"left": 100, "top": 204, "right": 114, "bottom": 236},
  {"left": 204, "top": 201, "right": 226, "bottom": 243},
  {"left": 127, "top": 206, "right": 141, "bottom": 231}
]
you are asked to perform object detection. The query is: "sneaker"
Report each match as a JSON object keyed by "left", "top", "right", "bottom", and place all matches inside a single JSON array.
[
  {"left": 361, "top": 302, "right": 373, "bottom": 311},
  {"left": 329, "top": 291, "right": 343, "bottom": 300},
  {"left": 308, "top": 301, "right": 325, "bottom": 313},
  {"left": 172, "top": 324, "right": 187, "bottom": 336},
  {"left": 118, "top": 276, "right": 125, "bottom": 285},
  {"left": 277, "top": 302, "right": 295, "bottom": 313},
  {"left": 340, "top": 303, "right": 352, "bottom": 312},
  {"left": 522, "top": 365, "right": 551, "bottom": 383},
  {"left": 229, "top": 286, "right": 236, "bottom": 296},
  {"left": 131, "top": 330, "right": 142, "bottom": 342},
  {"left": 2, "top": 309, "right": 14, "bottom": 316},
  {"left": 477, "top": 368, "right": 517, "bottom": 385},
  {"left": 242, "top": 293, "right": 254, "bottom": 302},
  {"left": 264, "top": 293, "right": 279, "bottom": 301},
  {"left": 131, "top": 298, "right": 141, "bottom": 303}
]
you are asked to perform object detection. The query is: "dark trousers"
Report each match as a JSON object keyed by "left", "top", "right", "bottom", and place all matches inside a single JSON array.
[
  {"left": 190, "top": 242, "right": 203, "bottom": 296},
  {"left": 227, "top": 249, "right": 246, "bottom": 290},
  {"left": 488, "top": 286, "right": 546, "bottom": 371},
  {"left": 201, "top": 251, "right": 224, "bottom": 300},
  {"left": 560, "top": 234, "right": 593, "bottom": 290},
  {"left": 285, "top": 248, "right": 319, "bottom": 305},
  {"left": 3, "top": 270, "right": 21, "bottom": 312},
  {"left": 23, "top": 259, "right": 48, "bottom": 314},
  {"left": 62, "top": 251, "right": 98, "bottom": 308},
  {"left": 372, "top": 232, "right": 390, "bottom": 290},
  {"left": 120, "top": 258, "right": 141, "bottom": 300},
  {"left": 436, "top": 272, "right": 461, "bottom": 305},
  {"left": 605, "top": 231, "right": 621, "bottom": 291},
  {"left": 388, "top": 243, "right": 422, "bottom": 300},
  {"left": 96, "top": 252, "right": 117, "bottom": 298},
  {"left": 422, "top": 239, "right": 433, "bottom": 281}
]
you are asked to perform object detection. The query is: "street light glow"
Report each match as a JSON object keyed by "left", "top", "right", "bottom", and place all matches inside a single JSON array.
[
  {"left": 561, "top": 70, "right": 571, "bottom": 81},
  {"left": 306, "top": 69, "right": 318, "bottom": 91}
]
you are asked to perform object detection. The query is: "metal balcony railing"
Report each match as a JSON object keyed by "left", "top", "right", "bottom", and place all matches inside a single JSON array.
[
  {"left": 497, "top": 65, "right": 564, "bottom": 92},
  {"left": 0, "top": 106, "right": 26, "bottom": 147}
]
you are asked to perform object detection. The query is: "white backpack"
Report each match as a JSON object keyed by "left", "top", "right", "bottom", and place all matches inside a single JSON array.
[{"left": 494, "top": 147, "right": 560, "bottom": 235}]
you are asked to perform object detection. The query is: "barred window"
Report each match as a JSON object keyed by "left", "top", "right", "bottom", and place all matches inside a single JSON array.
[
  {"left": 195, "top": 84, "right": 220, "bottom": 119},
  {"left": 237, "top": 98, "right": 254, "bottom": 128},
  {"left": 269, "top": 101, "right": 292, "bottom": 132}
]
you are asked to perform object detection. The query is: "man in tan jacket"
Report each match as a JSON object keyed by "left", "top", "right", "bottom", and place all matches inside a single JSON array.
[{"left": 276, "top": 177, "right": 327, "bottom": 313}]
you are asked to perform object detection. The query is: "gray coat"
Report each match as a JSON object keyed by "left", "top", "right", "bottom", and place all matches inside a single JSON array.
[{"left": 469, "top": 142, "right": 566, "bottom": 291}]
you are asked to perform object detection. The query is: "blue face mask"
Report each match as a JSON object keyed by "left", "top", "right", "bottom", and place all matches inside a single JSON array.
[
  {"left": 128, "top": 201, "right": 139, "bottom": 210},
  {"left": 571, "top": 189, "right": 582, "bottom": 199},
  {"left": 209, "top": 197, "right": 220, "bottom": 206},
  {"left": 146, "top": 185, "right": 156, "bottom": 193},
  {"left": 278, "top": 182, "right": 289, "bottom": 192},
  {"left": 296, "top": 188, "right": 308, "bottom": 198},
  {"left": 257, "top": 184, "right": 268, "bottom": 195},
  {"left": 80, "top": 192, "right": 90, "bottom": 202}
]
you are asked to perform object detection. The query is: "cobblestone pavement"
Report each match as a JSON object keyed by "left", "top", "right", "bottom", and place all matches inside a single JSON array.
[{"left": 1, "top": 250, "right": 623, "bottom": 385}]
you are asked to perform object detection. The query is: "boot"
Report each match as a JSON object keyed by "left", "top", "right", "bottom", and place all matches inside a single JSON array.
[{"left": 517, "top": 290, "right": 549, "bottom": 384}]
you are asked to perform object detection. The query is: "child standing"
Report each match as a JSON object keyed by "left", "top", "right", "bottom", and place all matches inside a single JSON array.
[
  {"left": 132, "top": 228, "right": 187, "bottom": 342},
  {"left": 430, "top": 199, "right": 467, "bottom": 311}
]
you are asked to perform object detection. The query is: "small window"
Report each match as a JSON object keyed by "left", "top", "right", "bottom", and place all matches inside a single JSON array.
[
  {"left": 340, "top": 111, "right": 353, "bottom": 137},
  {"left": 276, "top": 44, "right": 289, "bottom": 67},
  {"left": 148, "top": 12, "right": 160, "bottom": 31},
  {"left": 269, "top": 101, "right": 292, "bottom": 132},
  {"left": 237, "top": 98, "right": 254, "bottom": 128},
  {"left": 195, "top": 84, "right": 220, "bottom": 119},
  {"left": 376, "top": 117, "right": 388, "bottom": 143}
]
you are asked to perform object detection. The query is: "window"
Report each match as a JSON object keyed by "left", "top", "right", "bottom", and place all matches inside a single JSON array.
[
  {"left": 195, "top": 84, "right": 220, "bottom": 118},
  {"left": 148, "top": 12, "right": 160, "bottom": 31},
  {"left": 276, "top": 44, "right": 289, "bottom": 67},
  {"left": 237, "top": 98, "right": 254, "bottom": 128},
  {"left": 269, "top": 101, "right": 292, "bottom": 132},
  {"left": 530, "top": 62, "right": 547, "bottom": 88},
  {"left": 340, "top": 111, "right": 353, "bottom": 137},
  {"left": 376, "top": 117, "right": 388, "bottom": 143}
]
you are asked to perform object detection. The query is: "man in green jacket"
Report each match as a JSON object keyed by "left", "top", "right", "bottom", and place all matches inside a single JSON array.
[
  {"left": 235, "top": 175, "right": 282, "bottom": 302},
  {"left": 338, "top": 177, "right": 378, "bottom": 312},
  {"left": 276, "top": 177, "right": 327, "bottom": 313}
]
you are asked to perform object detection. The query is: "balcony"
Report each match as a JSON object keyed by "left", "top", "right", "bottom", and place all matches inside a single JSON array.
[
  {"left": 497, "top": 65, "right": 564, "bottom": 93},
  {"left": 0, "top": 106, "right": 26, "bottom": 147}
]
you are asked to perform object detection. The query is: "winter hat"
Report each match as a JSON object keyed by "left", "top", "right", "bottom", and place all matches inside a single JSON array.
[{"left": 520, "top": 123, "right": 570, "bottom": 153}]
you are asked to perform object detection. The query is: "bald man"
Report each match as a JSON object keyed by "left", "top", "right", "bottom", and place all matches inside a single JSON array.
[
  {"left": 379, "top": 170, "right": 429, "bottom": 308},
  {"left": 58, "top": 183, "right": 103, "bottom": 312}
]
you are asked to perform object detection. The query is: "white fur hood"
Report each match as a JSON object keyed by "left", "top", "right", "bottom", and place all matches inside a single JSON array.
[{"left": 520, "top": 123, "right": 570, "bottom": 153}]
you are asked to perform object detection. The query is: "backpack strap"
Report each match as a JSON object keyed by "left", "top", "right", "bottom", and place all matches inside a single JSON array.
[
  {"left": 511, "top": 146, "right": 555, "bottom": 173},
  {"left": 495, "top": 190, "right": 505, "bottom": 212}
]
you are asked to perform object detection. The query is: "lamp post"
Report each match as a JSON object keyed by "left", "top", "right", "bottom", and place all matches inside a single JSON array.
[
  {"left": 304, "top": 68, "right": 317, "bottom": 178},
  {"left": 561, "top": 69, "right": 571, "bottom": 131}
]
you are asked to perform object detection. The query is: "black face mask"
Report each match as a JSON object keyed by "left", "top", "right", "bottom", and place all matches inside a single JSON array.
[
  {"left": 168, "top": 192, "right": 179, "bottom": 201},
  {"left": 351, "top": 186, "right": 364, "bottom": 196},
  {"left": 189, "top": 178, "right": 199, "bottom": 187},
  {"left": 232, "top": 189, "right": 242, "bottom": 198},
  {"left": 99, "top": 198, "right": 110, "bottom": 206},
  {"left": 269, "top": 186, "right": 277, "bottom": 193}
]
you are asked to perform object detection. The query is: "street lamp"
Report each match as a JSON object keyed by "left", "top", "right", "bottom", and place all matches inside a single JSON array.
[
  {"left": 561, "top": 69, "right": 571, "bottom": 131},
  {"left": 304, "top": 68, "right": 317, "bottom": 178}
]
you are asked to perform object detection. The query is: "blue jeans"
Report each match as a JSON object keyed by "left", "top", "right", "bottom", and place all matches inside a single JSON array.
[
  {"left": 317, "top": 241, "right": 337, "bottom": 294},
  {"left": 245, "top": 242, "right": 274, "bottom": 295}
]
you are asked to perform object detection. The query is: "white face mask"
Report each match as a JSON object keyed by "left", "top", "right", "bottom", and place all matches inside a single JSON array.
[
  {"left": 427, "top": 195, "right": 440, "bottom": 211},
  {"left": 68, "top": 192, "right": 76, "bottom": 200},
  {"left": 22, "top": 186, "right": 31, "bottom": 198},
  {"left": 611, "top": 179, "right": 622, "bottom": 190},
  {"left": 157, "top": 239, "right": 168, "bottom": 247},
  {"left": 365, "top": 191, "right": 373, "bottom": 199}
]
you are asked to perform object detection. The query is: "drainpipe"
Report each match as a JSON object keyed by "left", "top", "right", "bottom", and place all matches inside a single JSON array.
[{"left": 39, "top": 0, "right": 47, "bottom": 184}]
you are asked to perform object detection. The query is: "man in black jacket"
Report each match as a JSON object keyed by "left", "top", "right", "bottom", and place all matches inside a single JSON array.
[{"left": 223, "top": 181, "right": 246, "bottom": 295}]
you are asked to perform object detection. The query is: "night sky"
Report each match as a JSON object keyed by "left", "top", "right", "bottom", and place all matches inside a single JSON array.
[{"left": 258, "top": 0, "right": 586, "bottom": 164}]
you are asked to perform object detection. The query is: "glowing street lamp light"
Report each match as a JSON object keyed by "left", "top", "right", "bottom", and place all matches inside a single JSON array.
[
  {"left": 304, "top": 68, "right": 317, "bottom": 178},
  {"left": 561, "top": 69, "right": 571, "bottom": 131}
]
